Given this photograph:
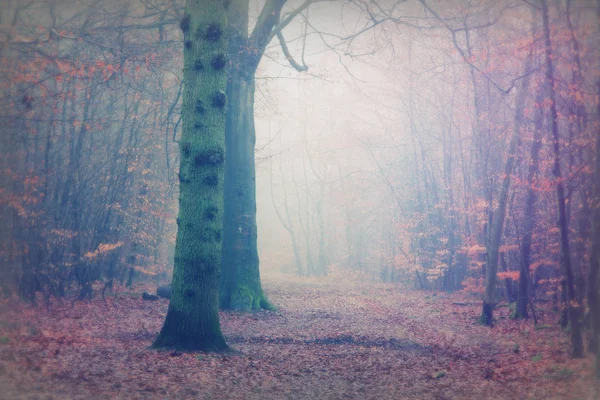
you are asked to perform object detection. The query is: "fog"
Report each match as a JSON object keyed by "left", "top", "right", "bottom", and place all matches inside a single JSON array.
[
  {"left": 1, "top": 0, "right": 599, "bottom": 397},
  {"left": 254, "top": 0, "right": 498, "bottom": 278},
  {"left": 2, "top": 0, "right": 598, "bottom": 304}
]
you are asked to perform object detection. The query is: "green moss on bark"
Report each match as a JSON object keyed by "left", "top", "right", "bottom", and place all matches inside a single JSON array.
[
  {"left": 153, "top": 0, "right": 229, "bottom": 352},
  {"left": 228, "top": 285, "right": 275, "bottom": 312},
  {"left": 219, "top": 60, "right": 274, "bottom": 312}
]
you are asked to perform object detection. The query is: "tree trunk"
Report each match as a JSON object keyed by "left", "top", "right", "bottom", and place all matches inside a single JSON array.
[
  {"left": 480, "top": 54, "right": 532, "bottom": 325},
  {"left": 588, "top": 2, "right": 600, "bottom": 380},
  {"left": 219, "top": 0, "right": 272, "bottom": 311},
  {"left": 125, "top": 266, "right": 135, "bottom": 288},
  {"left": 270, "top": 152, "right": 304, "bottom": 276},
  {"left": 153, "top": 0, "right": 228, "bottom": 351},
  {"left": 565, "top": 0, "right": 590, "bottom": 306},
  {"left": 220, "top": 66, "right": 272, "bottom": 310},
  {"left": 513, "top": 89, "right": 544, "bottom": 319},
  {"left": 590, "top": 80, "right": 600, "bottom": 381},
  {"left": 315, "top": 196, "right": 328, "bottom": 275},
  {"left": 500, "top": 252, "right": 516, "bottom": 303},
  {"left": 541, "top": 0, "right": 584, "bottom": 358}
]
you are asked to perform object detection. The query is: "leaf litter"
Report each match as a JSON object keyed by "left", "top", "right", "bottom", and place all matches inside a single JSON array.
[{"left": 0, "top": 271, "right": 596, "bottom": 399}]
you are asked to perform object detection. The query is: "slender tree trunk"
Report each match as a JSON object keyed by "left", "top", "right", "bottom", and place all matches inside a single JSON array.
[
  {"left": 315, "top": 196, "right": 328, "bottom": 275},
  {"left": 300, "top": 144, "right": 316, "bottom": 276},
  {"left": 588, "top": 2, "right": 600, "bottom": 379},
  {"left": 590, "top": 81, "right": 600, "bottom": 381},
  {"left": 513, "top": 89, "right": 544, "bottom": 319},
  {"left": 480, "top": 54, "right": 532, "bottom": 325},
  {"left": 306, "top": 142, "right": 328, "bottom": 276},
  {"left": 270, "top": 155, "right": 304, "bottom": 276},
  {"left": 153, "top": 0, "right": 228, "bottom": 351},
  {"left": 500, "top": 251, "right": 516, "bottom": 303},
  {"left": 565, "top": 2, "right": 591, "bottom": 295},
  {"left": 442, "top": 120, "right": 457, "bottom": 291},
  {"left": 541, "top": 0, "right": 583, "bottom": 358}
]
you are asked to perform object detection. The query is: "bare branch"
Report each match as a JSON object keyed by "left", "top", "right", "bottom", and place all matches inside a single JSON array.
[
  {"left": 247, "top": 0, "right": 287, "bottom": 70},
  {"left": 418, "top": 0, "right": 533, "bottom": 95},
  {"left": 276, "top": 30, "right": 308, "bottom": 72}
]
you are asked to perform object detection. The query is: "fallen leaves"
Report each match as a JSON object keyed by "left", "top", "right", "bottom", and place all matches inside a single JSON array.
[{"left": 0, "top": 273, "right": 596, "bottom": 399}]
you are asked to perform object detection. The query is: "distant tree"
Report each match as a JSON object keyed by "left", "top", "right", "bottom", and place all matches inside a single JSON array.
[
  {"left": 270, "top": 149, "right": 305, "bottom": 276},
  {"left": 540, "top": 0, "right": 583, "bottom": 358},
  {"left": 480, "top": 51, "right": 532, "bottom": 325},
  {"left": 513, "top": 88, "right": 544, "bottom": 320},
  {"left": 588, "top": 0, "right": 600, "bottom": 379},
  {"left": 590, "top": 72, "right": 600, "bottom": 380}
]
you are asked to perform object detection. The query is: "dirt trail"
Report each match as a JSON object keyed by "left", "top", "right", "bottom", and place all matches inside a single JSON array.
[{"left": 0, "top": 272, "right": 596, "bottom": 399}]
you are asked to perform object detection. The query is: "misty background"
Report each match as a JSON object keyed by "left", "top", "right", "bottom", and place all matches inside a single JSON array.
[{"left": 1, "top": 0, "right": 598, "bottom": 297}]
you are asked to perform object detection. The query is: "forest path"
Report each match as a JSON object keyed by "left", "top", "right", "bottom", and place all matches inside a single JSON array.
[
  {"left": 223, "top": 273, "right": 519, "bottom": 399},
  {"left": 0, "top": 271, "right": 595, "bottom": 399}
]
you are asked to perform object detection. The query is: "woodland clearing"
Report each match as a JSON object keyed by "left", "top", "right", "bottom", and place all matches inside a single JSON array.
[{"left": 0, "top": 270, "right": 596, "bottom": 400}]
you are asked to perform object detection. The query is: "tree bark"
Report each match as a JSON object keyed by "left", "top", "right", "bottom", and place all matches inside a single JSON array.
[
  {"left": 220, "top": 66, "right": 272, "bottom": 310},
  {"left": 153, "top": 0, "right": 228, "bottom": 351},
  {"left": 540, "top": 0, "right": 583, "bottom": 358},
  {"left": 588, "top": 2, "right": 600, "bottom": 380},
  {"left": 480, "top": 53, "right": 532, "bottom": 325},
  {"left": 219, "top": 0, "right": 273, "bottom": 310},
  {"left": 590, "top": 95, "right": 600, "bottom": 377},
  {"left": 513, "top": 89, "right": 544, "bottom": 319}
]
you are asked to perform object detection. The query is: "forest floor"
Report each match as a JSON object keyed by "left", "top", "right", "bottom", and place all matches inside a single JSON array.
[{"left": 0, "top": 270, "right": 597, "bottom": 400}]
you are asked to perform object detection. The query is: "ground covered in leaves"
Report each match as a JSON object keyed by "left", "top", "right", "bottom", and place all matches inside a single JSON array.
[{"left": 0, "top": 271, "right": 597, "bottom": 399}]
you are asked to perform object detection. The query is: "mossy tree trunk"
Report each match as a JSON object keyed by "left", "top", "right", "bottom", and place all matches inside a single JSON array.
[
  {"left": 153, "top": 0, "right": 228, "bottom": 351},
  {"left": 220, "top": 63, "right": 272, "bottom": 310},
  {"left": 219, "top": 0, "right": 286, "bottom": 311}
]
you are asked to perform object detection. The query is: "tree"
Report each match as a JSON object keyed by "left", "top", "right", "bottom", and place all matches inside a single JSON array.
[
  {"left": 219, "top": 0, "right": 275, "bottom": 310},
  {"left": 588, "top": 0, "right": 600, "bottom": 379},
  {"left": 270, "top": 147, "right": 305, "bottom": 276},
  {"left": 540, "top": 0, "right": 583, "bottom": 358},
  {"left": 0, "top": 0, "right": 180, "bottom": 302},
  {"left": 219, "top": 0, "right": 402, "bottom": 309},
  {"left": 513, "top": 88, "right": 544, "bottom": 319},
  {"left": 418, "top": 0, "right": 541, "bottom": 317},
  {"left": 590, "top": 72, "right": 600, "bottom": 381},
  {"left": 480, "top": 56, "right": 531, "bottom": 324},
  {"left": 153, "top": 0, "right": 228, "bottom": 351},
  {"left": 479, "top": 19, "right": 534, "bottom": 323}
]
